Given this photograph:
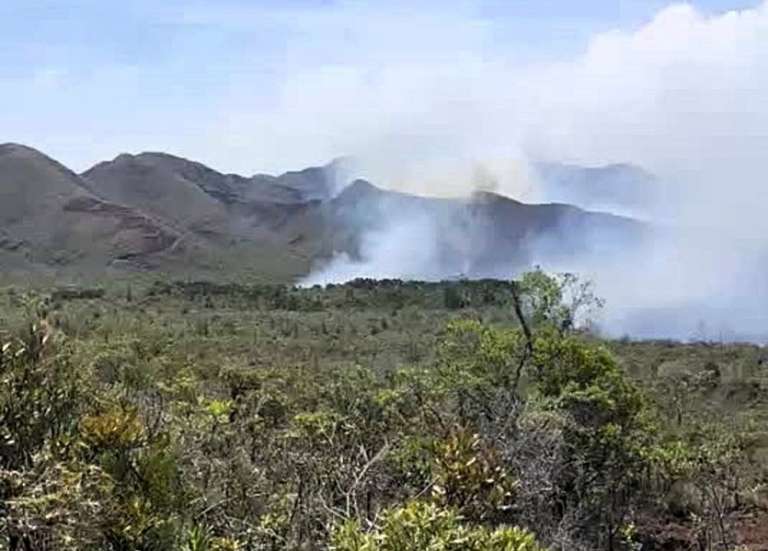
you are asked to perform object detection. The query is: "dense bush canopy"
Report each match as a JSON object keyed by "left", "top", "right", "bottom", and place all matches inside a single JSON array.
[{"left": 0, "top": 273, "right": 765, "bottom": 550}]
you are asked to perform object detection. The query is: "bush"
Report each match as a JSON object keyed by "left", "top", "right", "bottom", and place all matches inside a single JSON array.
[{"left": 331, "top": 501, "right": 545, "bottom": 551}]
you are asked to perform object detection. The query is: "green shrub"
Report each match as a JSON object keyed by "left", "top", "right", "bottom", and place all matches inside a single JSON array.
[{"left": 331, "top": 501, "right": 545, "bottom": 551}]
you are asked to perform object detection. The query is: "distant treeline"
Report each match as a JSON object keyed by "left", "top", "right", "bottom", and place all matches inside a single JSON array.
[{"left": 144, "top": 278, "right": 519, "bottom": 311}]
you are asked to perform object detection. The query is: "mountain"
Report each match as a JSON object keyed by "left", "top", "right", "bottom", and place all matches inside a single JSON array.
[
  {"left": 534, "top": 162, "right": 660, "bottom": 215},
  {"left": 83, "top": 153, "right": 342, "bottom": 209},
  {"left": 81, "top": 152, "right": 346, "bottom": 239},
  {"left": 319, "top": 179, "right": 644, "bottom": 279},
  {"left": 0, "top": 145, "right": 313, "bottom": 279},
  {"left": 256, "top": 158, "right": 348, "bottom": 201},
  {"left": 82, "top": 152, "right": 236, "bottom": 235},
  {"left": 0, "top": 143, "right": 179, "bottom": 272},
  {"left": 0, "top": 144, "right": 648, "bottom": 282},
  {"left": 80, "top": 151, "right": 343, "bottom": 279}
]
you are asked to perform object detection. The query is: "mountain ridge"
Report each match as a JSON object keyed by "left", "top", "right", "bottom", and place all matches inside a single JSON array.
[{"left": 0, "top": 144, "right": 649, "bottom": 281}]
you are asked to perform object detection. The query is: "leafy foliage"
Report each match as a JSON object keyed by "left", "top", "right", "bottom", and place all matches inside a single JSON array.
[
  {"left": 0, "top": 274, "right": 764, "bottom": 550},
  {"left": 331, "top": 501, "right": 545, "bottom": 551}
]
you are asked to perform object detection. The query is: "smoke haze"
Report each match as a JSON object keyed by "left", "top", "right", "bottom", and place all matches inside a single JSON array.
[{"left": 294, "top": 2, "right": 768, "bottom": 341}]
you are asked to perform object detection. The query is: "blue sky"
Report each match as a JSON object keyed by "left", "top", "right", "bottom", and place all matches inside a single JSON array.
[
  {"left": 1, "top": 1, "right": 751, "bottom": 82},
  {"left": 0, "top": 0, "right": 763, "bottom": 174}
]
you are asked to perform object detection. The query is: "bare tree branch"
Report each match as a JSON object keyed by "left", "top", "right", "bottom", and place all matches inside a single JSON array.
[{"left": 511, "top": 281, "right": 534, "bottom": 391}]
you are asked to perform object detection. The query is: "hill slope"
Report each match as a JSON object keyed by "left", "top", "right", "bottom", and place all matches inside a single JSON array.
[
  {"left": 0, "top": 144, "right": 648, "bottom": 282},
  {"left": 0, "top": 144, "right": 179, "bottom": 271},
  {"left": 306, "top": 179, "right": 645, "bottom": 282}
]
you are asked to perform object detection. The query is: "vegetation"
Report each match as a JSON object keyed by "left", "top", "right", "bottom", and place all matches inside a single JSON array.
[{"left": 0, "top": 272, "right": 766, "bottom": 550}]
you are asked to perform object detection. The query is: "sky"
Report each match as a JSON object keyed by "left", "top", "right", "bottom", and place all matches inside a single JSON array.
[{"left": 0, "top": 0, "right": 761, "bottom": 177}]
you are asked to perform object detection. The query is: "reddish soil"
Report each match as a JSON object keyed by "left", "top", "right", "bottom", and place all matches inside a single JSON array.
[{"left": 63, "top": 196, "right": 179, "bottom": 257}]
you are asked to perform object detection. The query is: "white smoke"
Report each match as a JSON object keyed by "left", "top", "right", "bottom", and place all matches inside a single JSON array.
[
  {"left": 523, "top": 2, "right": 768, "bottom": 340},
  {"left": 303, "top": 212, "right": 447, "bottom": 286},
  {"left": 293, "top": 2, "right": 768, "bottom": 341}
]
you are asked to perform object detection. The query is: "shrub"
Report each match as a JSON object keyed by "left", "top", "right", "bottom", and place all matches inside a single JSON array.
[{"left": 331, "top": 501, "right": 545, "bottom": 551}]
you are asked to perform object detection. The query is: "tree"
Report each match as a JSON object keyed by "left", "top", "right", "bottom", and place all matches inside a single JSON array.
[
  {"left": 517, "top": 268, "right": 604, "bottom": 332},
  {"left": 442, "top": 286, "right": 465, "bottom": 310}
]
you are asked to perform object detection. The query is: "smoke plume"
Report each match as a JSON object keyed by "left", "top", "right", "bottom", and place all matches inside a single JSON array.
[{"left": 296, "top": 2, "right": 768, "bottom": 342}]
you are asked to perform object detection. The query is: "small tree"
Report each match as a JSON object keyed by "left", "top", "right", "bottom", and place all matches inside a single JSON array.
[
  {"left": 443, "top": 286, "right": 465, "bottom": 310},
  {"left": 517, "top": 268, "right": 603, "bottom": 332}
]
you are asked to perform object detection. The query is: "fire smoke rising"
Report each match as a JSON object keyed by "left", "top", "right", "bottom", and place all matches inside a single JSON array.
[{"left": 291, "top": 2, "right": 768, "bottom": 341}]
